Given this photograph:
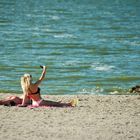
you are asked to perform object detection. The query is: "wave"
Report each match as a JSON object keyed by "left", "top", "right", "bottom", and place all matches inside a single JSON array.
[
  {"left": 76, "top": 86, "right": 130, "bottom": 95},
  {"left": 50, "top": 15, "right": 60, "bottom": 20},
  {"left": 53, "top": 33, "right": 75, "bottom": 38},
  {"left": 77, "top": 87, "right": 104, "bottom": 94},
  {"left": 91, "top": 63, "right": 115, "bottom": 71}
]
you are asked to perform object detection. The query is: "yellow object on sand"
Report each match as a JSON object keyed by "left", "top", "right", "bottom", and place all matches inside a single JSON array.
[{"left": 70, "top": 98, "right": 78, "bottom": 107}]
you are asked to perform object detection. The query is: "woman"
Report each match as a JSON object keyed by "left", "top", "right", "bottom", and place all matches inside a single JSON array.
[
  {"left": 19, "top": 65, "right": 78, "bottom": 107},
  {"left": 0, "top": 94, "right": 32, "bottom": 106},
  {"left": 0, "top": 95, "right": 23, "bottom": 106}
]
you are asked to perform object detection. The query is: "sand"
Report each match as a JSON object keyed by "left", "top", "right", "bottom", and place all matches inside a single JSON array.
[{"left": 0, "top": 93, "right": 140, "bottom": 140}]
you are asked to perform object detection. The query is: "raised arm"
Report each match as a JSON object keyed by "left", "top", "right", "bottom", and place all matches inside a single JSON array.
[{"left": 35, "top": 66, "right": 47, "bottom": 86}]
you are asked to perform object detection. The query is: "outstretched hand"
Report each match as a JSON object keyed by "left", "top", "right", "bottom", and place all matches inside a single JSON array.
[
  {"left": 40, "top": 65, "right": 43, "bottom": 69},
  {"left": 40, "top": 65, "right": 47, "bottom": 69}
]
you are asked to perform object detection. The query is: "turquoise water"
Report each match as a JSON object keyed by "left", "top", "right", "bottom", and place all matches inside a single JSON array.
[{"left": 0, "top": 0, "right": 140, "bottom": 95}]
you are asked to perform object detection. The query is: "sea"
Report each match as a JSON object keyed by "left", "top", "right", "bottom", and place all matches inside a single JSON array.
[{"left": 0, "top": 0, "right": 140, "bottom": 95}]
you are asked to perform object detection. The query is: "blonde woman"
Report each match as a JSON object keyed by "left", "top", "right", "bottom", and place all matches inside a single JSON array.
[{"left": 19, "top": 66, "right": 78, "bottom": 107}]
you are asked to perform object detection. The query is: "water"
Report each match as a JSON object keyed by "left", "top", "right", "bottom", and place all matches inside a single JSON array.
[{"left": 0, "top": 0, "right": 140, "bottom": 95}]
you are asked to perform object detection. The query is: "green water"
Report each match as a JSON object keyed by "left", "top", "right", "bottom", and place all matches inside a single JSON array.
[{"left": 0, "top": 0, "right": 140, "bottom": 94}]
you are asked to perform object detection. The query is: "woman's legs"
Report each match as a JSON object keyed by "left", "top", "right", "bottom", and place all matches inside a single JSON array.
[
  {"left": 40, "top": 99, "right": 78, "bottom": 107},
  {"left": 40, "top": 100, "right": 70, "bottom": 107}
]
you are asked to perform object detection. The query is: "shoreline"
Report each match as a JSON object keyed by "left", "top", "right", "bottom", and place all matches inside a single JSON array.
[{"left": 0, "top": 93, "right": 140, "bottom": 140}]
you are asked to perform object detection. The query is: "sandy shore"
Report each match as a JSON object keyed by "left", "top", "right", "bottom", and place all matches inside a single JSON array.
[{"left": 0, "top": 93, "right": 140, "bottom": 140}]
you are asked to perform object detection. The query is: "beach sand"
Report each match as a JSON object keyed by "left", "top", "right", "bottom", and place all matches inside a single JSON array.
[{"left": 0, "top": 93, "right": 140, "bottom": 140}]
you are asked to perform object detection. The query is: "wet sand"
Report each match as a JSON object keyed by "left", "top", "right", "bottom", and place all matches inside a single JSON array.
[{"left": 0, "top": 93, "right": 140, "bottom": 140}]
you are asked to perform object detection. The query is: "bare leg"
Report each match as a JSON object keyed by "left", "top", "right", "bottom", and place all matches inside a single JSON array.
[
  {"left": 40, "top": 100, "right": 71, "bottom": 107},
  {"left": 40, "top": 98, "right": 78, "bottom": 107}
]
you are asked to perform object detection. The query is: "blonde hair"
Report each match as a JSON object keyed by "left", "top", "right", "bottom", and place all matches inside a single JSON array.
[{"left": 21, "top": 73, "right": 32, "bottom": 95}]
